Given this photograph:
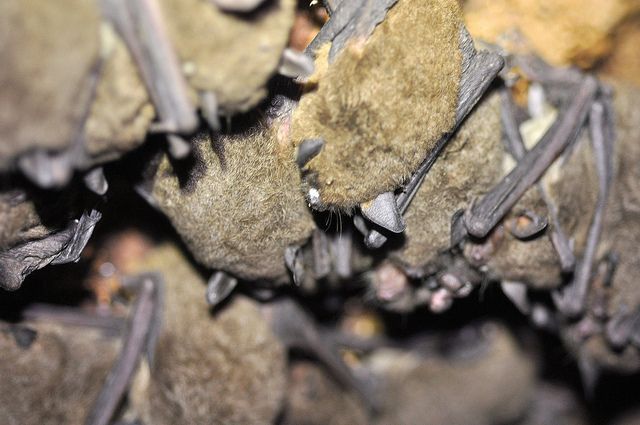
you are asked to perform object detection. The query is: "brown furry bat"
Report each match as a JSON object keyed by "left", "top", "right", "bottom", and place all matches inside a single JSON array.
[
  {"left": 0, "top": 322, "right": 120, "bottom": 425},
  {"left": 558, "top": 84, "right": 640, "bottom": 374},
  {"left": 281, "top": 360, "right": 369, "bottom": 425},
  {"left": 146, "top": 127, "right": 315, "bottom": 282},
  {"left": 129, "top": 243, "right": 287, "bottom": 425},
  {"left": 520, "top": 382, "right": 588, "bottom": 425},
  {"left": 160, "top": 0, "right": 296, "bottom": 114},
  {"left": 0, "top": 0, "right": 295, "bottom": 187},
  {"left": 389, "top": 89, "right": 503, "bottom": 274},
  {"left": 369, "top": 322, "right": 535, "bottom": 425},
  {"left": 290, "top": 0, "right": 463, "bottom": 209},
  {"left": 0, "top": 0, "right": 152, "bottom": 186},
  {"left": 0, "top": 0, "right": 101, "bottom": 171},
  {"left": 462, "top": 83, "right": 600, "bottom": 290}
]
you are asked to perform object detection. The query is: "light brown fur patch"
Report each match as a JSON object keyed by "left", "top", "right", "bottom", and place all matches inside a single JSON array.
[
  {"left": 290, "top": 0, "right": 463, "bottom": 208},
  {"left": 0, "top": 0, "right": 100, "bottom": 168},
  {"left": 161, "top": 0, "right": 296, "bottom": 113},
  {"left": 150, "top": 128, "right": 315, "bottom": 281},
  {"left": 130, "top": 243, "right": 287, "bottom": 425},
  {"left": 371, "top": 323, "right": 535, "bottom": 425}
]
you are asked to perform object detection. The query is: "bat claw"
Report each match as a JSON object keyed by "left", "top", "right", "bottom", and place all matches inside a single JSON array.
[
  {"left": 604, "top": 305, "right": 640, "bottom": 350},
  {"left": 450, "top": 209, "right": 467, "bottom": 247},
  {"left": 552, "top": 286, "right": 583, "bottom": 318},
  {"left": 18, "top": 150, "right": 72, "bottom": 189},
  {"left": 577, "top": 350, "right": 600, "bottom": 399},
  {"left": 353, "top": 215, "right": 389, "bottom": 249},
  {"left": 364, "top": 229, "right": 387, "bottom": 249}
]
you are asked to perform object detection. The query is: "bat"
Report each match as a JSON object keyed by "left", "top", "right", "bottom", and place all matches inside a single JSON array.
[
  {"left": 358, "top": 28, "right": 504, "bottom": 246},
  {"left": 291, "top": 0, "right": 467, "bottom": 211},
  {"left": 463, "top": 76, "right": 599, "bottom": 239}
]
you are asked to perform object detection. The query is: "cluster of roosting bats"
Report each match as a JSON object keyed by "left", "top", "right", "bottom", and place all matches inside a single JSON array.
[{"left": 1, "top": 0, "right": 640, "bottom": 424}]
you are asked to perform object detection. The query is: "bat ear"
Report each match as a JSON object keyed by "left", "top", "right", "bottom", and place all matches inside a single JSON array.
[
  {"left": 284, "top": 245, "right": 305, "bottom": 286},
  {"left": 206, "top": 271, "right": 238, "bottom": 307},
  {"left": 84, "top": 167, "right": 109, "bottom": 195},
  {"left": 500, "top": 281, "right": 531, "bottom": 314},
  {"left": 296, "top": 138, "right": 325, "bottom": 169},
  {"left": 360, "top": 191, "right": 405, "bottom": 234},
  {"left": 279, "top": 48, "right": 315, "bottom": 80}
]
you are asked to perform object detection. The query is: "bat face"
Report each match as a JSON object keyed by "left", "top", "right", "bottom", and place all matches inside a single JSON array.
[
  {"left": 290, "top": 0, "right": 463, "bottom": 209},
  {"left": 160, "top": 0, "right": 296, "bottom": 114},
  {"left": 148, "top": 128, "right": 315, "bottom": 282}
]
